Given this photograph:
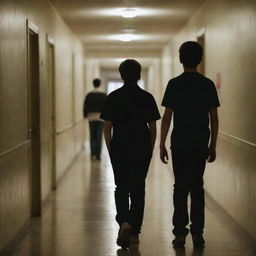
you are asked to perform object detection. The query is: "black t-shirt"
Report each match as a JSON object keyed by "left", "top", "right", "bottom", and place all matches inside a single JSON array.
[
  {"left": 100, "top": 84, "right": 161, "bottom": 154},
  {"left": 83, "top": 92, "right": 107, "bottom": 117},
  {"left": 162, "top": 72, "right": 220, "bottom": 150}
]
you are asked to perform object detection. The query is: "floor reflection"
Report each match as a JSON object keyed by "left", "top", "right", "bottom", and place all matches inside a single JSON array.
[
  {"left": 174, "top": 247, "right": 204, "bottom": 256},
  {"left": 117, "top": 244, "right": 141, "bottom": 256},
  {"left": 7, "top": 150, "right": 256, "bottom": 256}
]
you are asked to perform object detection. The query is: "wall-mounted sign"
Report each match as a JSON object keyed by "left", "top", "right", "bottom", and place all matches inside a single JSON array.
[{"left": 216, "top": 73, "right": 221, "bottom": 89}]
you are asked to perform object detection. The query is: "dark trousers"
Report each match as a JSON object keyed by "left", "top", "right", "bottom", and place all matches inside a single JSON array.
[
  {"left": 111, "top": 154, "right": 150, "bottom": 235},
  {"left": 89, "top": 121, "right": 103, "bottom": 158},
  {"left": 171, "top": 148, "right": 206, "bottom": 236}
]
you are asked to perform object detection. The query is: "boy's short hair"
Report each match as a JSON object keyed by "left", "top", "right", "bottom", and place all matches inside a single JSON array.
[
  {"left": 179, "top": 41, "right": 203, "bottom": 68},
  {"left": 93, "top": 78, "right": 101, "bottom": 88},
  {"left": 119, "top": 59, "right": 141, "bottom": 82}
]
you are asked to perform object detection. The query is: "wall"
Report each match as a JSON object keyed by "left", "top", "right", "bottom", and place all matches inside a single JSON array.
[
  {"left": 169, "top": 0, "right": 256, "bottom": 239},
  {"left": 0, "top": 0, "right": 85, "bottom": 252}
]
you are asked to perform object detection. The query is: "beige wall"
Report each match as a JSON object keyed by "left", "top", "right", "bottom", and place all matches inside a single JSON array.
[
  {"left": 169, "top": 0, "right": 256, "bottom": 239},
  {"left": 0, "top": 0, "right": 85, "bottom": 252}
]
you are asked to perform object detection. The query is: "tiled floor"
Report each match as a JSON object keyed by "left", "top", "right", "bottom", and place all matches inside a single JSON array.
[{"left": 9, "top": 149, "right": 256, "bottom": 256}]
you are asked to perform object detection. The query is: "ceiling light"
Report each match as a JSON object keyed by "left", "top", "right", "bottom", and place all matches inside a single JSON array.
[
  {"left": 121, "top": 8, "right": 137, "bottom": 18},
  {"left": 110, "top": 33, "right": 143, "bottom": 42},
  {"left": 119, "top": 34, "right": 135, "bottom": 42}
]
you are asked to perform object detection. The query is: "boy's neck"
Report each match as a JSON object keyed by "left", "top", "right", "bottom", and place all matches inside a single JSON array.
[
  {"left": 124, "top": 81, "right": 137, "bottom": 86},
  {"left": 183, "top": 66, "right": 198, "bottom": 73}
]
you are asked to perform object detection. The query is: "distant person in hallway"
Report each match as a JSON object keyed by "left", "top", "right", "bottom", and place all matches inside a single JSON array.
[
  {"left": 83, "top": 79, "right": 107, "bottom": 160},
  {"left": 100, "top": 59, "right": 161, "bottom": 249},
  {"left": 160, "top": 41, "right": 220, "bottom": 248}
]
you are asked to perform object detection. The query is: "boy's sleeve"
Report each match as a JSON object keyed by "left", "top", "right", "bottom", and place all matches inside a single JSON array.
[
  {"left": 208, "top": 81, "right": 220, "bottom": 109},
  {"left": 100, "top": 95, "right": 114, "bottom": 121},
  {"left": 147, "top": 95, "right": 161, "bottom": 122},
  {"left": 161, "top": 80, "right": 175, "bottom": 109}
]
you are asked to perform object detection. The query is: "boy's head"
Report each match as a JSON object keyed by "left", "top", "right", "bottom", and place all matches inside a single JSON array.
[
  {"left": 179, "top": 41, "right": 203, "bottom": 68},
  {"left": 93, "top": 78, "right": 101, "bottom": 88},
  {"left": 119, "top": 59, "right": 141, "bottom": 82}
]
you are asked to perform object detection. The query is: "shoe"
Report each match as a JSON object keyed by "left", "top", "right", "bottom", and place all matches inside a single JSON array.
[
  {"left": 130, "top": 234, "right": 140, "bottom": 244},
  {"left": 91, "top": 155, "right": 97, "bottom": 161},
  {"left": 192, "top": 234, "right": 205, "bottom": 247},
  {"left": 172, "top": 236, "right": 186, "bottom": 248},
  {"left": 117, "top": 222, "right": 132, "bottom": 249}
]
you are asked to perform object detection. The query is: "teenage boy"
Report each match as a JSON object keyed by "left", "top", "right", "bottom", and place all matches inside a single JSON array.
[
  {"left": 100, "top": 59, "right": 160, "bottom": 249},
  {"left": 160, "top": 41, "right": 220, "bottom": 248},
  {"left": 83, "top": 79, "right": 107, "bottom": 160}
]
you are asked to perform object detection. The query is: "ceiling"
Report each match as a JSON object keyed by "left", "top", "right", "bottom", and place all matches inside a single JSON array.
[{"left": 51, "top": 0, "right": 205, "bottom": 52}]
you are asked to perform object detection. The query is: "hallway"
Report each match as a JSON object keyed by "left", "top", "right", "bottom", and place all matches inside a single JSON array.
[
  {"left": 1, "top": 0, "right": 256, "bottom": 255},
  {"left": 8, "top": 149, "right": 256, "bottom": 256}
]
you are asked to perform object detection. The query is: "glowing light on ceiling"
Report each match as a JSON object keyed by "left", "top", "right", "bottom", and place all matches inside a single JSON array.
[
  {"left": 89, "top": 8, "right": 162, "bottom": 17},
  {"left": 110, "top": 33, "right": 143, "bottom": 42},
  {"left": 121, "top": 8, "right": 137, "bottom": 18}
]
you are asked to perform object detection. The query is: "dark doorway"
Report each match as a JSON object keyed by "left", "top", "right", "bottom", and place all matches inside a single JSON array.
[
  {"left": 47, "top": 37, "right": 56, "bottom": 190},
  {"left": 27, "top": 21, "right": 41, "bottom": 217}
]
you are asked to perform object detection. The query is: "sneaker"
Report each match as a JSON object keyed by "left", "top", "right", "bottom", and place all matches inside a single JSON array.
[
  {"left": 117, "top": 222, "right": 132, "bottom": 249},
  {"left": 192, "top": 234, "right": 205, "bottom": 247},
  {"left": 172, "top": 236, "right": 186, "bottom": 248},
  {"left": 130, "top": 234, "right": 140, "bottom": 244}
]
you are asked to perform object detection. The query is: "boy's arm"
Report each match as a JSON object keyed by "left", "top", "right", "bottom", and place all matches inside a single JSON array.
[
  {"left": 208, "top": 108, "right": 219, "bottom": 162},
  {"left": 103, "top": 121, "right": 112, "bottom": 153},
  {"left": 160, "top": 108, "right": 173, "bottom": 164},
  {"left": 148, "top": 121, "right": 157, "bottom": 152}
]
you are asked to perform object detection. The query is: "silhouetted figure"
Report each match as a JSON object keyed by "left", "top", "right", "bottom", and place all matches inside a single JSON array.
[
  {"left": 83, "top": 79, "right": 107, "bottom": 160},
  {"left": 100, "top": 59, "right": 160, "bottom": 249},
  {"left": 160, "top": 41, "right": 220, "bottom": 248}
]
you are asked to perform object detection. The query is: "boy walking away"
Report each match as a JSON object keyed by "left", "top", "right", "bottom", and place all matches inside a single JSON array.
[
  {"left": 160, "top": 41, "right": 220, "bottom": 248},
  {"left": 83, "top": 79, "right": 107, "bottom": 160},
  {"left": 100, "top": 59, "right": 160, "bottom": 249}
]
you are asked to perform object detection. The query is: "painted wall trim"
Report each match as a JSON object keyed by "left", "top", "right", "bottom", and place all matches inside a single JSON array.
[
  {"left": 56, "top": 119, "right": 84, "bottom": 135},
  {"left": 0, "top": 140, "right": 31, "bottom": 165},
  {"left": 219, "top": 130, "right": 256, "bottom": 153}
]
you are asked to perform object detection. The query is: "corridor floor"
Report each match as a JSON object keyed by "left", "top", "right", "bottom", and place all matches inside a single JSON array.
[{"left": 9, "top": 149, "right": 256, "bottom": 256}]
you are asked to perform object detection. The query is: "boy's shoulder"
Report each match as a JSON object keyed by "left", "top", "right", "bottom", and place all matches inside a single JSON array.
[
  {"left": 137, "top": 86, "right": 155, "bottom": 98},
  {"left": 168, "top": 72, "right": 214, "bottom": 87}
]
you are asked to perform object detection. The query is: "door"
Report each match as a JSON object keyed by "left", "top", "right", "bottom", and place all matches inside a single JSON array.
[
  {"left": 27, "top": 21, "right": 41, "bottom": 217},
  {"left": 197, "top": 34, "right": 205, "bottom": 75},
  {"left": 47, "top": 38, "right": 56, "bottom": 190}
]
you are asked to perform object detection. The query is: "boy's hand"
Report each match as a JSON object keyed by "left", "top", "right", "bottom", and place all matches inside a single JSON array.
[
  {"left": 160, "top": 145, "right": 169, "bottom": 164},
  {"left": 207, "top": 146, "right": 216, "bottom": 163}
]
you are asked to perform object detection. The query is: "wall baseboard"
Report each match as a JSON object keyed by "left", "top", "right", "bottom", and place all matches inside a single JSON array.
[
  {"left": 0, "top": 220, "right": 32, "bottom": 256},
  {"left": 205, "top": 191, "right": 256, "bottom": 248}
]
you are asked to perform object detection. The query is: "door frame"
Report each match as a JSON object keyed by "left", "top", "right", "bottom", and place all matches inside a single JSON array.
[
  {"left": 26, "top": 19, "right": 41, "bottom": 217},
  {"left": 197, "top": 27, "right": 206, "bottom": 75},
  {"left": 46, "top": 34, "right": 57, "bottom": 190}
]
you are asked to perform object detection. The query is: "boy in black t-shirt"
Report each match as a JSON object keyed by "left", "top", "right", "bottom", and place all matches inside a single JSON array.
[
  {"left": 160, "top": 41, "right": 220, "bottom": 248},
  {"left": 100, "top": 59, "right": 160, "bottom": 249}
]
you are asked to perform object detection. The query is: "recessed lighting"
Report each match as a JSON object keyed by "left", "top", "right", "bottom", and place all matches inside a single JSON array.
[
  {"left": 121, "top": 8, "right": 137, "bottom": 18},
  {"left": 110, "top": 33, "right": 143, "bottom": 42}
]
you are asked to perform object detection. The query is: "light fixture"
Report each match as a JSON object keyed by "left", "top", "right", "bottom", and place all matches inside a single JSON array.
[
  {"left": 110, "top": 33, "right": 143, "bottom": 42},
  {"left": 121, "top": 8, "right": 137, "bottom": 18},
  {"left": 119, "top": 33, "right": 136, "bottom": 42}
]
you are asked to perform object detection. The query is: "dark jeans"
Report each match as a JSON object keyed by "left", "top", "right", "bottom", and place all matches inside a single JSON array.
[
  {"left": 89, "top": 121, "right": 103, "bottom": 158},
  {"left": 171, "top": 148, "right": 207, "bottom": 236},
  {"left": 110, "top": 153, "right": 151, "bottom": 235}
]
